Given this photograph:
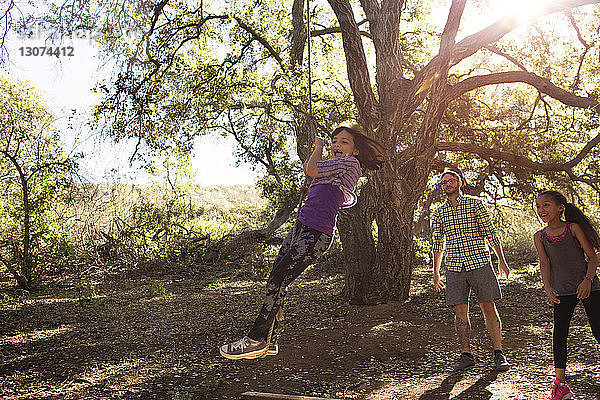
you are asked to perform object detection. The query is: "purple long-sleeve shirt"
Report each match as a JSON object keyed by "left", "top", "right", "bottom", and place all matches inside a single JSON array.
[{"left": 298, "top": 156, "right": 362, "bottom": 235}]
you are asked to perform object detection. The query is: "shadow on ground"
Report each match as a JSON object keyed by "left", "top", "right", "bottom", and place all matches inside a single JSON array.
[{"left": 1, "top": 267, "right": 599, "bottom": 399}]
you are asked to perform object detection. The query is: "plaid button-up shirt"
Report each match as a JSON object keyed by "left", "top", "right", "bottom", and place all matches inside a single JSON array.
[{"left": 431, "top": 195, "right": 501, "bottom": 272}]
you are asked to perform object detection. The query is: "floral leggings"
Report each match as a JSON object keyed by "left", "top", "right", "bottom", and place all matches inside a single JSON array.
[{"left": 247, "top": 222, "right": 332, "bottom": 341}]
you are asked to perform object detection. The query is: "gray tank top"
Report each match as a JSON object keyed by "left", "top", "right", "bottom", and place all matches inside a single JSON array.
[{"left": 541, "top": 222, "right": 600, "bottom": 296}]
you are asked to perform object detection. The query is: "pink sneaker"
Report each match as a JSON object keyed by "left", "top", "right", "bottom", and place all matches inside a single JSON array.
[{"left": 548, "top": 379, "right": 572, "bottom": 400}]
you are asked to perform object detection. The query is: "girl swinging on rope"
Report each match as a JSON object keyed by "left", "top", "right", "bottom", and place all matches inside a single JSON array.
[{"left": 220, "top": 121, "right": 386, "bottom": 360}]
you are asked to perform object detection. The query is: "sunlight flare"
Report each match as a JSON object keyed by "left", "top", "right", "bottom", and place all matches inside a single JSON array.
[{"left": 492, "top": 0, "right": 557, "bottom": 22}]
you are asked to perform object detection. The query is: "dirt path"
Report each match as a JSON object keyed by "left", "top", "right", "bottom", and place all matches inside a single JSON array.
[{"left": 1, "top": 265, "right": 599, "bottom": 399}]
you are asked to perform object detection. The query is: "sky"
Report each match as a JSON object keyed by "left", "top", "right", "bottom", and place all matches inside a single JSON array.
[{"left": 1, "top": 22, "right": 258, "bottom": 186}]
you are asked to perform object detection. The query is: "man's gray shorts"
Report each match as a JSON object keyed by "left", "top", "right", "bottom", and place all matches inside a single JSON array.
[{"left": 446, "top": 265, "right": 502, "bottom": 306}]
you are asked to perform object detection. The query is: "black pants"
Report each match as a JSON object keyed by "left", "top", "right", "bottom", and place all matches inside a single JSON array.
[
  {"left": 553, "top": 291, "right": 600, "bottom": 369},
  {"left": 247, "top": 222, "right": 332, "bottom": 341}
]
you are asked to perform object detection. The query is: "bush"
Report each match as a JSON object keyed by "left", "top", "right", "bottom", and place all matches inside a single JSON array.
[
  {"left": 496, "top": 206, "right": 539, "bottom": 264},
  {"left": 413, "top": 236, "right": 432, "bottom": 266}
]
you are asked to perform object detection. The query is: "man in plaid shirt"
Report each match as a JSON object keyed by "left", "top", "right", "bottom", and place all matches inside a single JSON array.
[{"left": 431, "top": 170, "right": 511, "bottom": 372}]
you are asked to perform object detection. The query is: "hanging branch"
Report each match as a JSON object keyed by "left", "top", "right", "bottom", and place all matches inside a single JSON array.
[
  {"left": 516, "top": 94, "right": 542, "bottom": 130},
  {"left": 564, "top": 9, "right": 592, "bottom": 91},
  {"left": 0, "top": 0, "right": 15, "bottom": 66},
  {"left": 234, "top": 17, "right": 285, "bottom": 70}
]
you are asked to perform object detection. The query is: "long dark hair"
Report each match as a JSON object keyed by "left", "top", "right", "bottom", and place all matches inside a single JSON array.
[
  {"left": 330, "top": 122, "right": 386, "bottom": 171},
  {"left": 539, "top": 190, "right": 600, "bottom": 250}
]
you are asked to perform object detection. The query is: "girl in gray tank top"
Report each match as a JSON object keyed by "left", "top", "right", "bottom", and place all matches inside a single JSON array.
[
  {"left": 540, "top": 222, "right": 600, "bottom": 295},
  {"left": 533, "top": 190, "right": 600, "bottom": 400}
]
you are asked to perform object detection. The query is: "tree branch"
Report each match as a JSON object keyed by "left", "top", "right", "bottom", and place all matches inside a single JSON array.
[
  {"left": 225, "top": 110, "right": 281, "bottom": 180},
  {"left": 418, "top": 0, "right": 600, "bottom": 87},
  {"left": 564, "top": 9, "right": 591, "bottom": 91},
  {"left": 133, "top": 13, "right": 228, "bottom": 94},
  {"left": 327, "top": 0, "right": 379, "bottom": 127},
  {"left": 234, "top": 16, "right": 285, "bottom": 70},
  {"left": 484, "top": 45, "right": 528, "bottom": 71},
  {"left": 26, "top": 160, "right": 72, "bottom": 183},
  {"left": 435, "top": 135, "right": 600, "bottom": 183},
  {"left": 444, "top": 71, "right": 600, "bottom": 112},
  {"left": 290, "top": 0, "right": 306, "bottom": 68},
  {"left": 565, "top": 9, "right": 591, "bottom": 48},
  {"left": 448, "top": 0, "right": 600, "bottom": 67},
  {"left": 312, "top": 26, "right": 372, "bottom": 40},
  {"left": 412, "top": 0, "right": 467, "bottom": 151},
  {"left": 516, "top": 94, "right": 541, "bottom": 130}
]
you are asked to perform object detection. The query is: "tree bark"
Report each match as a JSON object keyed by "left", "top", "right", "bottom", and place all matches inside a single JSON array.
[
  {"left": 339, "top": 155, "right": 432, "bottom": 303},
  {"left": 374, "top": 159, "right": 430, "bottom": 300},
  {"left": 337, "top": 178, "right": 379, "bottom": 304},
  {"left": 290, "top": 0, "right": 306, "bottom": 68}
]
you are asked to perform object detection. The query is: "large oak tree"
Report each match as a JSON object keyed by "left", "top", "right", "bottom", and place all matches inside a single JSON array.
[{"left": 9, "top": 0, "right": 600, "bottom": 302}]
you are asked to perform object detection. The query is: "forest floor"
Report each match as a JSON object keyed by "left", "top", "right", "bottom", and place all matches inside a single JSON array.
[{"left": 1, "top": 262, "right": 600, "bottom": 400}]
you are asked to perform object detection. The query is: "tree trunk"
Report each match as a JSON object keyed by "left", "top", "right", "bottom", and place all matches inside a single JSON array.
[
  {"left": 375, "top": 159, "right": 431, "bottom": 301},
  {"left": 217, "top": 195, "right": 298, "bottom": 260},
  {"left": 339, "top": 158, "right": 431, "bottom": 304},
  {"left": 21, "top": 177, "right": 32, "bottom": 288},
  {"left": 3, "top": 151, "right": 34, "bottom": 289},
  {"left": 337, "top": 178, "right": 379, "bottom": 304}
]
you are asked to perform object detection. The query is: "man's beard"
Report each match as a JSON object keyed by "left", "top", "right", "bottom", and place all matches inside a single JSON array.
[{"left": 445, "top": 186, "right": 459, "bottom": 195}]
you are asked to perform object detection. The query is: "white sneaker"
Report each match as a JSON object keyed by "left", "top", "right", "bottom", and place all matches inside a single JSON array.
[{"left": 219, "top": 336, "right": 268, "bottom": 360}]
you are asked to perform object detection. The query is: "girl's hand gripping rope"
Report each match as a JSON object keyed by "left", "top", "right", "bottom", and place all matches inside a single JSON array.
[
  {"left": 304, "top": 136, "right": 325, "bottom": 177},
  {"left": 314, "top": 136, "right": 324, "bottom": 148}
]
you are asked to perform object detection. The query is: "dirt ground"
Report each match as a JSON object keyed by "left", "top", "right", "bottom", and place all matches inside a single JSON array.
[{"left": 1, "top": 264, "right": 599, "bottom": 400}]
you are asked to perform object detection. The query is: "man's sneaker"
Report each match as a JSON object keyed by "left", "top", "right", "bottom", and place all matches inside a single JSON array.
[
  {"left": 453, "top": 352, "right": 475, "bottom": 372},
  {"left": 266, "top": 343, "right": 278, "bottom": 356},
  {"left": 219, "top": 336, "right": 268, "bottom": 360},
  {"left": 548, "top": 379, "right": 572, "bottom": 400},
  {"left": 493, "top": 351, "right": 510, "bottom": 372}
]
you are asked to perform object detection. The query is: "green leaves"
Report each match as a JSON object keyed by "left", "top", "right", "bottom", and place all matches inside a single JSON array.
[{"left": 0, "top": 77, "right": 77, "bottom": 288}]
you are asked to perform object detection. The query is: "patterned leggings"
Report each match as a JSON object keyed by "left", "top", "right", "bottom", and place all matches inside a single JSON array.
[
  {"left": 553, "top": 291, "right": 600, "bottom": 369},
  {"left": 247, "top": 222, "right": 332, "bottom": 341}
]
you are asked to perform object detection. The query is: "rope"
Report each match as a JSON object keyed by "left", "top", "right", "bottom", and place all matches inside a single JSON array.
[
  {"left": 290, "top": 0, "right": 315, "bottom": 245},
  {"left": 258, "top": 307, "right": 284, "bottom": 358},
  {"left": 306, "top": 0, "right": 312, "bottom": 117},
  {"left": 259, "top": 0, "right": 314, "bottom": 358}
]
